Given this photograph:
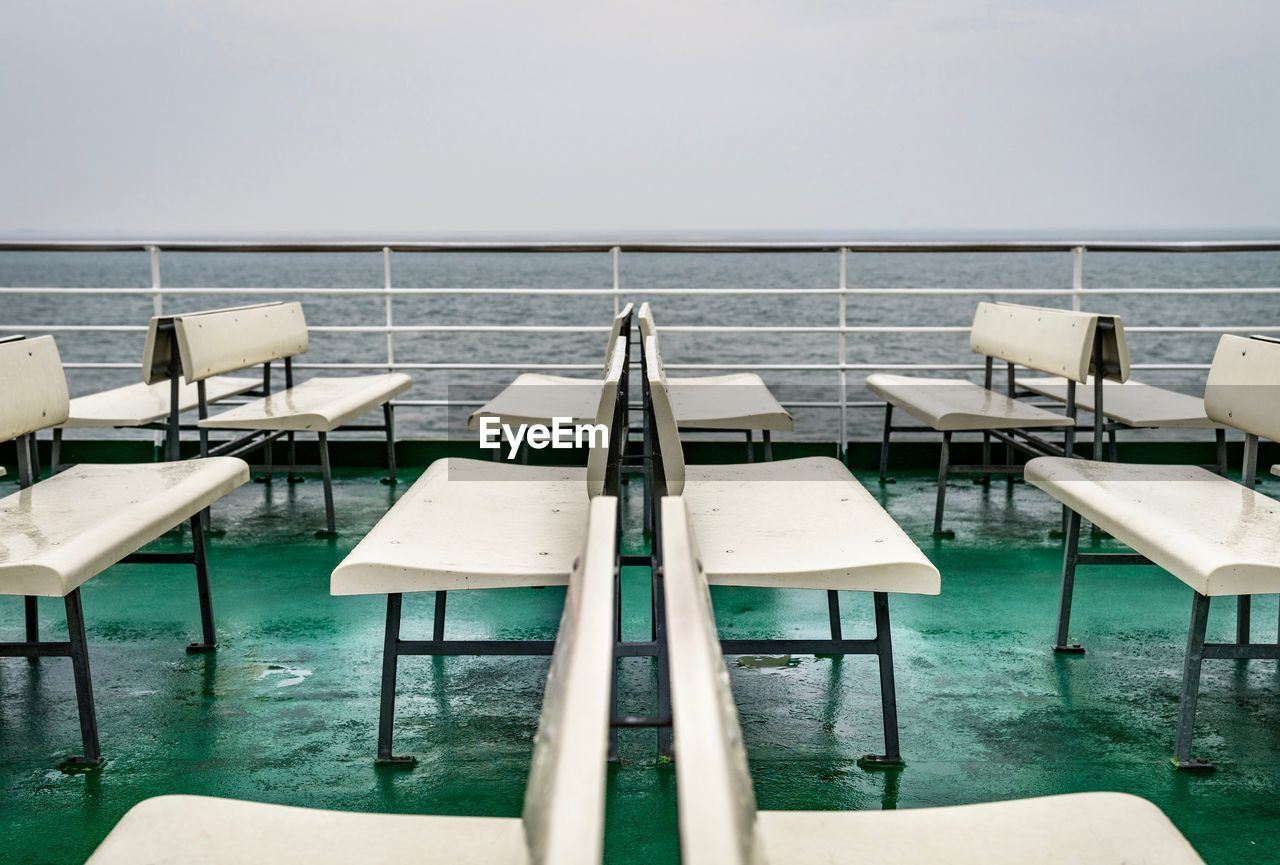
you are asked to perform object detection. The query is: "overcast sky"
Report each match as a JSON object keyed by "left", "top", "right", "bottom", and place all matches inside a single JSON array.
[{"left": 2, "top": 1, "right": 1277, "bottom": 237}]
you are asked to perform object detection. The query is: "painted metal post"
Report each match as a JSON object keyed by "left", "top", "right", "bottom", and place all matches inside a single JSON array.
[
  {"left": 611, "top": 246, "right": 621, "bottom": 316},
  {"left": 838, "top": 248, "right": 849, "bottom": 461},
  {"left": 1071, "top": 245, "right": 1085, "bottom": 312},
  {"left": 149, "top": 245, "right": 162, "bottom": 317},
  {"left": 383, "top": 247, "right": 395, "bottom": 371}
]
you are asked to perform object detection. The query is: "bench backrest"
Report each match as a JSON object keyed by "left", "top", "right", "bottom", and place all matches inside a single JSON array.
[
  {"left": 521, "top": 495, "right": 617, "bottom": 865},
  {"left": 638, "top": 302, "right": 656, "bottom": 341},
  {"left": 970, "top": 302, "right": 1130, "bottom": 383},
  {"left": 1204, "top": 334, "right": 1280, "bottom": 443},
  {"left": 643, "top": 335, "right": 687, "bottom": 496},
  {"left": 0, "top": 335, "right": 70, "bottom": 442},
  {"left": 662, "top": 496, "right": 762, "bottom": 865},
  {"left": 149, "top": 302, "right": 310, "bottom": 384},
  {"left": 587, "top": 337, "right": 629, "bottom": 498},
  {"left": 605, "top": 303, "right": 634, "bottom": 371}
]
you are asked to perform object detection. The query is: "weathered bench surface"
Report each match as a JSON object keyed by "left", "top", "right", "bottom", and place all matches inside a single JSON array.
[
  {"left": 682, "top": 457, "right": 938, "bottom": 593},
  {"left": 1026, "top": 457, "right": 1280, "bottom": 596},
  {"left": 0, "top": 458, "right": 249, "bottom": 597},
  {"left": 1019, "top": 376, "right": 1217, "bottom": 429},
  {"left": 469, "top": 373, "right": 602, "bottom": 429},
  {"left": 330, "top": 458, "right": 590, "bottom": 595},
  {"left": 198, "top": 373, "right": 411, "bottom": 432},
  {"left": 867, "top": 373, "right": 1075, "bottom": 432},
  {"left": 754, "top": 792, "right": 1204, "bottom": 865},
  {"left": 62, "top": 375, "right": 257, "bottom": 428},
  {"left": 667, "top": 372, "right": 793, "bottom": 431},
  {"left": 84, "top": 796, "right": 531, "bottom": 865}
]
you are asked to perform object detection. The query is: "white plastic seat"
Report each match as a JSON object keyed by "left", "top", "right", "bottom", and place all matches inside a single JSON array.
[
  {"left": 199, "top": 373, "right": 411, "bottom": 432},
  {"left": 469, "top": 305, "right": 632, "bottom": 430},
  {"left": 0, "top": 335, "right": 250, "bottom": 769},
  {"left": 638, "top": 303, "right": 793, "bottom": 437},
  {"left": 1026, "top": 334, "right": 1280, "bottom": 769},
  {"left": 865, "top": 373, "right": 1074, "bottom": 431},
  {"left": 62, "top": 375, "right": 258, "bottom": 428},
  {"left": 865, "top": 302, "right": 1129, "bottom": 535},
  {"left": 1025, "top": 458, "right": 1280, "bottom": 597},
  {"left": 660, "top": 497, "right": 1204, "bottom": 865},
  {"left": 332, "top": 340, "right": 627, "bottom": 764},
  {"left": 1018, "top": 376, "right": 1217, "bottom": 429},
  {"left": 0, "top": 459, "right": 250, "bottom": 598},
  {"left": 646, "top": 336, "right": 936, "bottom": 765},
  {"left": 88, "top": 497, "right": 618, "bottom": 865},
  {"left": 683, "top": 458, "right": 939, "bottom": 593},
  {"left": 158, "top": 302, "right": 413, "bottom": 534},
  {"left": 331, "top": 459, "right": 590, "bottom": 594}
]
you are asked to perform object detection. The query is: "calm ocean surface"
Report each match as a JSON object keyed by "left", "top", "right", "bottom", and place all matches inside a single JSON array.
[{"left": 3, "top": 248, "right": 1278, "bottom": 440}]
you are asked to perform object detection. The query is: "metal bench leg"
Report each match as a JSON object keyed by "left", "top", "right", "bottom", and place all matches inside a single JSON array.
[
  {"left": 187, "top": 514, "right": 217, "bottom": 653},
  {"left": 286, "top": 432, "right": 302, "bottom": 483},
  {"left": 316, "top": 432, "right": 337, "bottom": 537},
  {"left": 1214, "top": 428, "right": 1228, "bottom": 476},
  {"left": 376, "top": 592, "right": 415, "bottom": 766},
  {"left": 433, "top": 590, "right": 447, "bottom": 642},
  {"left": 1172, "top": 591, "right": 1214, "bottom": 771},
  {"left": 827, "top": 590, "right": 842, "bottom": 641},
  {"left": 979, "top": 431, "right": 991, "bottom": 486},
  {"left": 878, "top": 404, "right": 893, "bottom": 484},
  {"left": 654, "top": 565, "right": 672, "bottom": 759},
  {"left": 380, "top": 403, "right": 398, "bottom": 485},
  {"left": 932, "top": 432, "right": 953, "bottom": 538},
  {"left": 1053, "top": 510, "right": 1086, "bottom": 653},
  {"left": 24, "top": 596, "right": 38, "bottom": 643},
  {"left": 762, "top": 430, "right": 773, "bottom": 461},
  {"left": 51, "top": 428, "right": 62, "bottom": 474},
  {"left": 859, "top": 592, "right": 903, "bottom": 769},
  {"left": 62, "top": 589, "right": 103, "bottom": 771},
  {"left": 1107, "top": 427, "right": 1118, "bottom": 462},
  {"left": 1237, "top": 596, "right": 1251, "bottom": 645},
  {"left": 745, "top": 429, "right": 754, "bottom": 462}
]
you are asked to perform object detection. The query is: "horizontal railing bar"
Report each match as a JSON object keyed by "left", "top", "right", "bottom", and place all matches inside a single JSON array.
[
  {"left": 2, "top": 239, "right": 1279, "bottom": 253},
  {"left": 11, "top": 324, "right": 1279, "bottom": 335},
  {"left": 57, "top": 361, "right": 1216, "bottom": 371},
  {"left": 5, "top": 285, "right": 1280, "bottom": 297}
]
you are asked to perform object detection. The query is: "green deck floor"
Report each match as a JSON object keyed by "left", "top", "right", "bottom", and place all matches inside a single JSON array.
[{"left": 2, "top": 463, "right": 1279, "bottom": 864}]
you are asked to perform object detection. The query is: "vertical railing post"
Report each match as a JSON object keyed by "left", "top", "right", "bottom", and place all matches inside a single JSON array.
[
  {"left": 148, "top": 245, "right": 162, "bottom": 317},
  {"left": 611, "top": 246, "right": 621, "bottom": 316},
  {"left": 838, "top": 247, "right": 849, "bottom": 461},
  {"left": 1071, "top": 245, "right": 1085, "bottom": 312},
  {"left": 382, "top": 247, "right": 395, "bottom": 372}
]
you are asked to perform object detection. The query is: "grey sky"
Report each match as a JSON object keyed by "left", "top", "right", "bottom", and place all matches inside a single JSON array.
[{"left": 2, "top": 0, "right": 1277, "bottom": 236}]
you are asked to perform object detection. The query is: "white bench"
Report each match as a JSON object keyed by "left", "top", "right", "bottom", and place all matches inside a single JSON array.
[
  {"left": 1027, "top": 333, "right": 1280, "bottom": 769},
  {"left": 661, "top": 496, "right": 1205, "bottom": 865},
  {"left": 866, "top": 302, "right": 1129, "bottom": 536},
  {"left": 1017, "top": 375, "right": 1227, "bottom": 471},
  {"left": 331, "top": 338, "right": 627, "bottom": 764},
  {"left": 0, "top": 336, "right": 249, "bottom": 770},
  {"left": 85, "top": 495, "right": 617, "bottom": 865},
  {"left": 156, "top": 302, "right": 412, "bottom": 535},
  {"left": 49, "top": 313, "right": 258, "bottom": 472},
  {"left": 646, "top": 334, "right": 939, "bottom": 765},
  {"left": 639, "top": 303, "right": 792, "bottom": 460},
  {"left": 468, "top": 304, "right": 632, "bottom": 433}
]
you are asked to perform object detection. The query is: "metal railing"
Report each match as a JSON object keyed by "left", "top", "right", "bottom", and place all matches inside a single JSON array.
[{"left": 2, "top": 239, "right": 1279, "bottom": 445}]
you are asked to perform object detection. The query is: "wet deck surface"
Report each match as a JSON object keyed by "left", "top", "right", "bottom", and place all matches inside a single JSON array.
[{"left": 2, "top": 464, "right": 1279, "bottom": 864}]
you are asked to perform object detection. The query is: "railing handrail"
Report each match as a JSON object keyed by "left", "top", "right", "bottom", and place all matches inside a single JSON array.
[{"left": 2, "top": 239, "right": 1280, "bottom": 254}]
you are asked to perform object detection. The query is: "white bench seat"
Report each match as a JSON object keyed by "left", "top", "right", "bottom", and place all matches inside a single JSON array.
[
  {"left": 61, "top": 375, "right": 258, "bottom": 428},
  {"left": 1019, "top": 376, "right": 1218, "bottom": 429},
  {"left": 1025, "top": 457, "right": 1280, "bottom": 597},
  {"left": 331, "top": 458, "right": 590, "bottom": 595},
  {"left": 85, "top": 796, "right": 530, "bottom": 865},
  {"left": 866, "top": 373, "right": 1074, "bottom": 432},
  {"left": 198, "top": 373, "right": 411, "bottom": 433},
  {"left": 683, "top": 457, "right": 938, "bottom": 593},
  {"left": 468, "top": 373, "right": 601, "bottom": 429},
  {"left": 0, "top": 458, "right": 249, "bottom": 598},
  {"left": 668, "top": 372, "right": 793, "bottom": 431},
  {"left": 754, "top": 793, "right": 1203, "bottom": 865}
]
